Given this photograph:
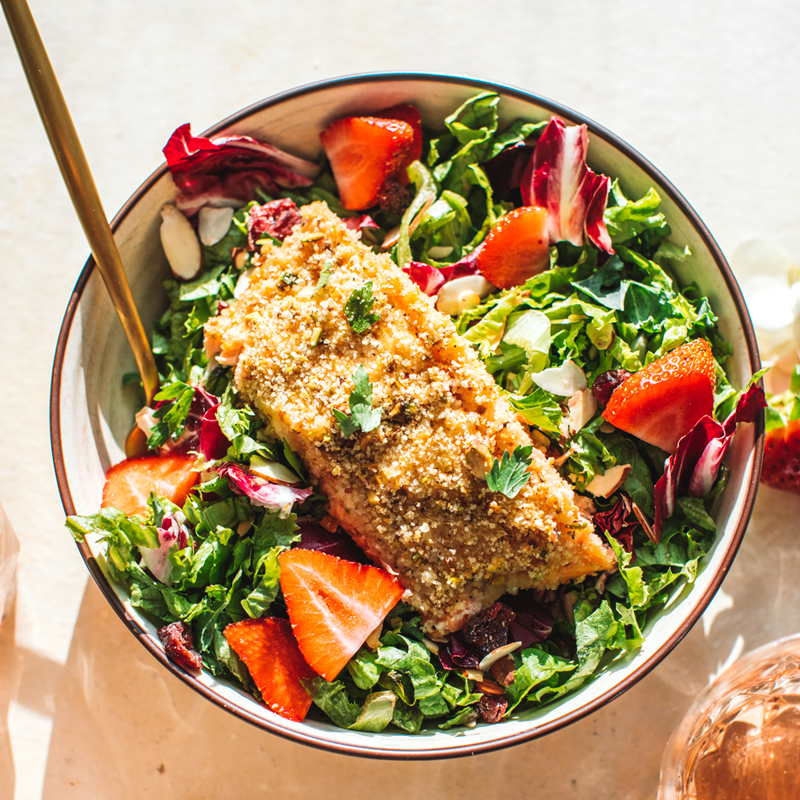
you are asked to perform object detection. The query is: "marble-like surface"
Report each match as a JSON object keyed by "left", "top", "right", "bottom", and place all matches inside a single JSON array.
[{"left": 1, "top": 1, "right": 798, "bottom": 797}]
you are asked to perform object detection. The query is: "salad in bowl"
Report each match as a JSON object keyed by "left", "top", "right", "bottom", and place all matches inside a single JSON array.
[{"left": 53, "top": 74, "right": 764, "bottom": 757}]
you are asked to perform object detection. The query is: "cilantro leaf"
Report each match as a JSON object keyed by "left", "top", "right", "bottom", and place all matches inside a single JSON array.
[
  {"left": 485, "top": 445, "right": 533, "bottom": 498},
  {"left": 345, "top": 282, "right": 380, "bottom": 333},
  {"left": 334, "top": 365, "right": 381, "bottom": 436}
]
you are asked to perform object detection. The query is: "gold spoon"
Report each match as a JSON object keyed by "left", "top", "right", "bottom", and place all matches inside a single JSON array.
[{"left": 2, "top": 0, "right": 159, "bottom": 455}]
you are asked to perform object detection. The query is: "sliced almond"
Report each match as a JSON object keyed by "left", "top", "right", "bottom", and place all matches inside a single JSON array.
[
  {"left": 160, "top": 204, "right": 202, "bottom": 280},
  {"left": 530, "top": 359, "right": 588, "bottom": 396},
  {"left": 234, "top": 266, "right": 255, "bottom": 298},
  {"left": 475, "top": 679, "right": 506, "bottom": 696},
  {"left": 567, "top": 388, "right": 599, "bottom": 435},
  {"left": 585, "top": 463, "right": 632, "bottom": 498},
  {"left": 365, "top": 622, "right": 383, "bottom": 651},
  {"left": 631, "top": 500, "right": 657, "bottom": 544},
  {"left": 462, "top": 668, "right": 484, "bottom": 682},
  {"left": 198, "top": 206, "right": 235, "bottom": 246},
  {"left": 231, "top": 246, "right": 248, "bottom": 270},
  {"left": 436, "top": 275, "right": 495, "bottom": 316},
  {"left": 465, "top": 443, "right": 492, "bottom": 480},
  {"left": 422, "top": 637, "right": 440, "bottom": 656},
  {"left": 478, "top": 641, "right": 522, "bottom": 672},
  {"left": 248, "top": 455, "right": 300, "bottom": 484}
]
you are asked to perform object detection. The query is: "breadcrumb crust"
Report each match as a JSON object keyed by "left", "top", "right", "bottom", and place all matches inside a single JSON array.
[{"left": 205, "top": 202, "right": 615, "bottom": 636}]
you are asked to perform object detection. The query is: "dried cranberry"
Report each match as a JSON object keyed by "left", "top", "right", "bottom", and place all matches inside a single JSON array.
[
  {"left": 476, "top": 694, "right": 508, "bottom": 724},
  {"left": 489, "top": 655, "right": 517, "bottom": 687},
  {"left": 462, "top": 602, "right": 516, "bottom": 656},
  {"left": 157, "top": 621, "right": 202, "bottom": 672},
  {"left": 377, "top": 180, "right": 412, "bottom": 215},
  {"left": 592, "top": 369, "right": 632, "bottom": 407}
]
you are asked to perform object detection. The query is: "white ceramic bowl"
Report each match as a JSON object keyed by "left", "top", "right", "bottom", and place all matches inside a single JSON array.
[{"left": 51, "top": 72, "right": 763, "bottom": 758}]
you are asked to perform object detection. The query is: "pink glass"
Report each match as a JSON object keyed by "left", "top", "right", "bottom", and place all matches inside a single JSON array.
[
  {"left": 659, "top": 634, "right": 800, "bottom": 800},
  {"left": 0, "top": 502, "right": 19, "bottom": 622}
]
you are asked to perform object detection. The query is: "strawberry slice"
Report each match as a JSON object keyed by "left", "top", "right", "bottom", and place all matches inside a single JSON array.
[
  {"left": 224, "top": 617, "right": 317, "bottom": 722},
  {"left": 320, "top": 116, "right": 414, "bottom": 210},
  {"left": 477, "top": 206, "right": 550, "bottom": 289},
  {"left": 101, "top": 453, "right": 199, "bottom": 517},
  {"left": 602, "top": 339, "right": 716, "bottom": 454},
  {"left": 375, "top": 103, "right": 423, "bottom": 173},
  {"left": 278, "top": 549, "right": 404, "bottom": 681},
  {"left": 762, "top": 418, "right": 800, "bottom": 493}
]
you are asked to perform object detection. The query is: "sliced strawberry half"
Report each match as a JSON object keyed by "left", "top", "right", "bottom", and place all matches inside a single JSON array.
[
  {"left": 602, "top": 339, "right": 716, "bottom": 454},
  {"left": 101, "top": 453, "right": 199, "bottom": 517},
  {"left": 278, "top": 548, "right": 404, "bottom": 681},
  {"left": 320, "top": 116, "right": 414, "bottom": 210},
  {"left": 762, "top": 418, "right": 800, "bottom": 493},
  {"left": 375, "top": 103, "right": 423, "bottom": 174},
  {"left": 477, "top": 205, "right": 550, "bottom": 289},
  {"left": 224, "top": 617, "right": 317, "bottom": 722}
]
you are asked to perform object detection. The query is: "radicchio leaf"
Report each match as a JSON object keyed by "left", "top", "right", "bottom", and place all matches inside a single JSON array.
[
  {"left": 437, "top": 632, "right": 481, "bottom": 671},
  {"left": 593, "top": 495, "right": 639, "bottom": 555},
  {"left": 403, "top": 262, "right": 446, "bottom": 296},
  {"left": 246, "top": 198, "right": 303, "bottom": 249},
  {"left": 653, "top": 384, "right": 766, "bottom": 541},
  {"left": 503, "top": 591, "right": 556, "bottom": 649},
  {"left": 520, "top": 117, "right": 613, "bottom": 254},
  {"left": 139, "top": 513, "right": 189, "bottom": 585},
  {"left": 483, "top": 142, "right": 534, "bottom": 201},
  {"left": 402, "top": 246, "right": 482, "bottom": 297},
  {"left": 163, "top": 124, "right": 319, "bottom": 216},
  {"left": 344, "top": 215, "right": 379, "bottom": 232},
  {"left": 293, "top": 518, "right": 369, "bottom": 563},
  {"left": 216, "top": 462, "right": 312, "bottom": 516}
]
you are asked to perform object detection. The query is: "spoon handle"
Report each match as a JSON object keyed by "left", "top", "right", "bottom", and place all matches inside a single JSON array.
[{"left": 2, "top": 0, "right": 159, "bottom": 405}]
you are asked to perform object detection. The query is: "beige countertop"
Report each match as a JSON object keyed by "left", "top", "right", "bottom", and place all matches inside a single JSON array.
[{"left": 1, "top": 1, "right": 799, "bottom": 797}]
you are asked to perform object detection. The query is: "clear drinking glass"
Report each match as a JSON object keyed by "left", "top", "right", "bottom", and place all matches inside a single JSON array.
[
  {"left": 0, "top": 501, "right": 19, "bottom": 622},
  {"left": 659, "top": 634, "right": 800, "bottom": 800}
]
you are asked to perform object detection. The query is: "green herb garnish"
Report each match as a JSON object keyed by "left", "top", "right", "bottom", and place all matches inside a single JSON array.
[
  {"left": 333, "top": 365, "right": 382, "bottom": 436},
  {"left": 485, "top": 445, "right": 533, "bottom": 498},
  {"left": 314, "top": 260, "right": 335, "bottom": 295},
  {"left": 345, "top": 282, "right": 380, "bottom": 333}
]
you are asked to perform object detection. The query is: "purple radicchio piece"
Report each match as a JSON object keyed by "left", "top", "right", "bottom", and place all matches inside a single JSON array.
[
  {"left": 653, "top": 384, "right": 766, "bottom": 541},
  {"left": 293, "top": 517, "right": 369, "bottom": 564},
  {"left": 520, "top": 117, "right": 614, "bottom": 254},
  {"left": 503, "top": 591, "right": 556, "bottom": 650},
  {"left": 402, "top": 245, "right": 482, "bottom": 297},
  {"left": 483, "top": 142, "right": 534, "bottom": 201},
  {"left": 162, "top": 124, "right": 319, "bottom": 216},
  {"left": 593, "top": 494, "right": 639, "bottom": 555},
  {"left": 139, "top": 513, "right": 189, "bottom": 585},
  {"left": 437, "top": 632, "right": 481, "bottom": 671},
  {"left": 177, "top": 387, "right": 222, "bottom": 457},
  {"left": 344, "top": 214, "right": 379, "bottom": 232},
  {"left": 216, "top": 462, "right": 312, "bottom": 516}
]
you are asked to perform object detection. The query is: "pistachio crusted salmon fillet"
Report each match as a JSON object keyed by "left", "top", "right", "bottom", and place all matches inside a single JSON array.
[{"left": 205, "top": 202, "right": 615, "bottom": 637}]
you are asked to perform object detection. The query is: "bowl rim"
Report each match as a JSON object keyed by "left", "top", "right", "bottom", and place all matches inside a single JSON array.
[{"left": 49, "top": 70, "right": 764, "bottom": 759}]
